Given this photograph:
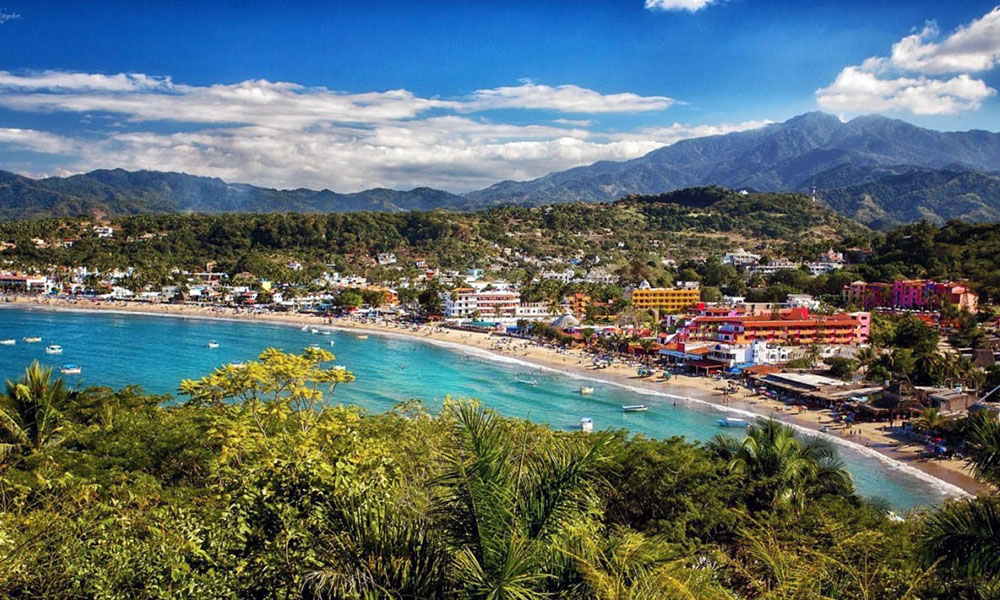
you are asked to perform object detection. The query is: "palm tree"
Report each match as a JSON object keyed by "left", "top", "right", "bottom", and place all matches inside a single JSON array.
[
  {"left": 920, "top": 416, "right": 1000, "bottom": 589},
  {"left": 708, "top": 419, "right": 854, "bottom": 511},
  {"left": 914, "top": 408, "right": 947, "bottom": 434},
  {"left": 0, "top": 361, "right": 76, "bottom": 458},
  {"left": 855, "top": 345, "right": 878, "bottom": 377},
  {"left": 433, "top": 401, "right": 609, "bottom": 600}
]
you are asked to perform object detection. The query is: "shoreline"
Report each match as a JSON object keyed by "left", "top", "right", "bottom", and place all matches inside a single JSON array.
[{"left": 2, "top": 296, "right": 986, "bottom": 498}]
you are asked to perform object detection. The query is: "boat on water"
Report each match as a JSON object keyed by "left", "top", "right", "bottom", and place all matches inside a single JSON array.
[
  {"left": 320, "top": 330, "right": 331, "bottom": 335},
  {"left": 580, "top": 417, "right": 594, "bottom": 433},
  {"left": 622, "top": 404, "right": 648, "bottom": 413},
  {"left": 59, "top": 364, "right": 82, "bottom": 375},
  {"left": 207, "top": 341, "right": 219, "bottom": 348},
  {"left": 310, "top": 328, "right": 319, "bottom": 334},
  {"left": 717, "top": 417, "right": 750, "bottom": 428},
  {"left": 301, "top": 325, "right": 310, "bottom": 332},
  {"left": 329, "top": 340, "right": 336, "bottom": 346},
  {"left": 45, "top": 344, "right": 63, "bottom": 354},
  {"left": 356, "top": 335, "right": 369, "bottom": 340},
  {"left": 0, "top": 339, "right": 14, "bottom": 346},
  {"left": 579, "top": 386, "right": 595, "bottom": 395},
  {"left": 22, "top": 336, "right": 41, "bottom": 343},
  {"left": 517, "top": 378, "right": 538, "bottom": 386}
]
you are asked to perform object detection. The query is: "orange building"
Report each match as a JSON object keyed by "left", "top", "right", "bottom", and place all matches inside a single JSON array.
[
  {"left": 630, "top": 287, "right": 701, "bottom": 312},
  {"left": 678, "top": 307, "right": 869, "bottom": 345}
]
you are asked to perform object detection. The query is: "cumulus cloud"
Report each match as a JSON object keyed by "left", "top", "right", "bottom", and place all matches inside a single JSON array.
[
  {"left": 644, "top": 0, "right": 715, "bottom": 12},
  {"left": 816, "top": 7, "right": 1000, "bottom": 115},
  {"left": 0, "top": 70, "right": 746, "bottom": 192},
  {"left": 612, "top": 120, "right": 772, "bottom": 144}
]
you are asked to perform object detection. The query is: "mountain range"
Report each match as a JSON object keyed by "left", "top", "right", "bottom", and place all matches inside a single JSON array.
[{"left": 2, "top": 111, "right": 1000, "bottom": 227}]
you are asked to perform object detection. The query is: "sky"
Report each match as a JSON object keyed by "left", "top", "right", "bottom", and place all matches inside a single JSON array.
[{"left": 0, "top": 0, "right": 998, "bottom": 193}]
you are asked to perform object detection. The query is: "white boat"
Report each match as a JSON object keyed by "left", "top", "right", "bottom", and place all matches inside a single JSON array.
[
  {"left": 579, "top": 386, "right": 594, "bottom": 395},
  {"left": 0, "top": 339, "right": 14, "bottom": 346},
  {"left": 622, "top": 404, "right": 648, "bottom": 413},
  {"left": 333, "top": 365, "right": 347, "bottom": 370},
  {"left": 320, "top": 330, "right": 331, "bottom": 335},
  {"left": 230, "top": 361, "right": 247, "bottom": 368},
  {"left": 45, "top": 345, "right": 63, "bottom": 354},
  {"left": 59, "top": 364, "right": 82, "bottom": 375},
  {"left": 207, "top": 341, "right": 219, "bottom": 349},
  {"left": 356, "top": 335, "right": 369, "bottom": 340},
  {"left": 22, "top": 336, "right": 41, "bottom": 343},
  {"left": 329, "top": 340, "right": 336, "bottom": 346},
  {"left": 517, "top": 378, "right": 538, "bottom": 386},
  {"left": 310, "top": 328, "right": 319, "bottom": 334},
  {"left": 718, "top": 417, "right": 750, "bottom": 427},
  {"left": 580, "top": 417, "right": 594, "bottom": 433},
  {"left": 301, "top": 325, "right": 310, "bottom": 332}
]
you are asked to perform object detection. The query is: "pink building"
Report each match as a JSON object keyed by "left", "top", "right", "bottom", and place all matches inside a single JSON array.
[{"left": 844, "top": 280, "right": 977, "bottom": 313}]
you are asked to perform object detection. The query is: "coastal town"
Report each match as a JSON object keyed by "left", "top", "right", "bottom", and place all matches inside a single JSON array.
[{"left": 3, "top": 217, "right": 998, "bottom": 494}]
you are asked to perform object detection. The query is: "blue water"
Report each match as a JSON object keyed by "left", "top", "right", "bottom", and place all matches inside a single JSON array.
[{"left": 0, "top": 305, "right": 964, "bottom": 510}]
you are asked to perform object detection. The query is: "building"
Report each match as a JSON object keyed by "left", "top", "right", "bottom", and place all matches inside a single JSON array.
[
  {"left": 93, "top": 226, "right": 114, "bottom": 238},
  {"left": 844, "top": 280, "right": 978, "bottom": 313},
  {"left": 722, "top": 248, "right": 761, "bottom": 267},
  {"left": 565, "top": 293, "right": 591, "bottom": 319},
  {"left": 746, "top": 258, "right": 801, "bottom": 276},
  {"left": 0, "top": 274, "right": 50, "bottom": 294},
  {"left": 541, "top": 269, "right": 574, "bottom": 283},
  {"left": 677, "top": 307, "right": 869, "bottom": 345},
  {"left": 629, "top": 287, "right": 701, "bottom": 312},
  {"left": 445, "top": 288, "right": 521, "bottom": 321},
  {"left": 515, "top": 302, "right": 557, "bottom": 322}
]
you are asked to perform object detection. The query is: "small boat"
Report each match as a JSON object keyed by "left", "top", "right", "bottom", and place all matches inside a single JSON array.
[
  {"left": 718, "top": 417, "right": 750, "bottom": 428},
  {"left": 329, "top": 340, "right": 336, "bottom": 346},
  {"left": 230, "top": 362, "right": 247, "bottom": 368},
  {"left": 310, "top": 328, "right": 319, "bottom": 334},
  {"left": 580, "top": 417, "right": 594, "bottom": 433},
  {"left": 356, "top": 335, "right": 369, "bottom": 340},
  {"left": 301, "top": 325, "right": 310, "bottom": 332},
  {"left": 320, "top": 330, "right": 331, "bottom": 335},
  {"left": 579, "top": 386, "right": 594, "bottom": 395},
  {"left": 207, "top": 341, "right": 219, "bottom": 349},
  {"left": 622, "top": 404, "right": 648, "bottom": 413},
  {"left": 45, "top": 345, "right": 63, "bottom": 354},
  {"left": 517, "top": 378, "right": 538, "bottom": 386},
  {"left": 0, "top": 339, "right": 14, "bottom": 346},
  {"left": 333, "top": 365, "right": 347, "bottom": 370},
  {"left": 22, "top": 336, "right": 41, "bottom": 343},
  {"left": 59, "top": 364, "right": 82, "bottom": 375}
]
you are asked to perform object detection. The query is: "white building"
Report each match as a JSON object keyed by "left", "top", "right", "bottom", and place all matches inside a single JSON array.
[
  {"left": 786, "top": 294, "right": 820, "bottom": 310},
  {"left": 747, "top": 259, "right": 802, "bottom": 276},
  {"left": 445, "top": 288, "right": 521, "bottom": 321},
  {"left": 93, "top": 226, "right": 114, "bottom": 238},
  {"left": 376, "top": 253, "right": 397, "bottom": 266},
  {"left": 515, "top": 302, "right": 557, "bottom": 322},
  {"left": 806, "top": 261, "right": 843, "bottom": 276},
  {"left": 541, "top": 269, "right": 575, "bottom": 283},
  {"left": 722, "top": 248, "right": 761, "bottom": 267}
]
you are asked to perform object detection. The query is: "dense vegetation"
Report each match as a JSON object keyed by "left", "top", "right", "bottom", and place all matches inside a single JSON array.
[
  {"left": 0, "top": 187, "right": 866, "bottom": 275},
  {"left": 1, "top": 351, "right": 999, "bottom": 598}
]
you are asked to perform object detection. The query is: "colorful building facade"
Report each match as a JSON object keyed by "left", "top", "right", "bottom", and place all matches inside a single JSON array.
[
  {"left": 844, "top": 280, "right": 978, "bottom": 313},
  {"left": 629, "top": 287, "right": 701, "bottom": 312}
]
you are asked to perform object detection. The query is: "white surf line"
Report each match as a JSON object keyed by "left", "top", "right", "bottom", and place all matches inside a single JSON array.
[{"left": 6, "top": 305, "right": 970, "bottom": 499}]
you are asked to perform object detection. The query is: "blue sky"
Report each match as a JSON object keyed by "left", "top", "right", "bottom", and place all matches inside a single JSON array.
[{"left": 0, "top": 0, "right": 998, "bottom": 191}]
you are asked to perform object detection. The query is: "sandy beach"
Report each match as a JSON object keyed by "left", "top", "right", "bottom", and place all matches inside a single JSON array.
[{"left": 2, "top": 294, "right": 989, "bottom": 497}]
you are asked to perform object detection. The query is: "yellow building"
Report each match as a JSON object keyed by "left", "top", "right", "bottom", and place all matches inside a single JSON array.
[{"left": 629, "top": 287, "right": 700, "bottom": 312}]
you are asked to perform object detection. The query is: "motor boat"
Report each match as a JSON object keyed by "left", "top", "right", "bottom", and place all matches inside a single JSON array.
[
  {"left": 356, "top": 335, "right": 369, "bottom": 340},
  {"left": 717, "top": 417, "right": 750, "bottom": 427},
  {"left": 22, "top": 336, "right": 41, "bottom": 343},
  {"left": 45, "top": 344, "right": 63, "bottom": 354},
  {"left": 580, "top": 417, "right": 594, "bottom": 433},
  {"left": 207, "top": 341, "right": 219, "bottom": 349},
  {"left": 622, "top": 404, "right": 648, "bottom": 412},
  {"left": 0, "top": 339, "right": 14, "bottom": 346},
  {"left": 579, "top": 386, "right": 594, "bottom": 395},
  {"left": 59, "top": 364, "right": 82, "bottom": 375}
]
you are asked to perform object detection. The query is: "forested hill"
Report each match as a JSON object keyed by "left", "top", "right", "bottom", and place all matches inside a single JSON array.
[{"left": 0, "top": 168, "right": 466, "bottom": 220}]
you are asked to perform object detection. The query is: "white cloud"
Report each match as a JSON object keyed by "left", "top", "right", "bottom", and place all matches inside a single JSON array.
[
  {"left": 816, "top": 7, "right": 1000, "bottom": 115},
  {"left": 885, "top": 8, "right": 1000, "bottom": 75},
  {"left": 0, "top": 70, "right": 748, "bottom": 192},
  {"left": 612, "top": 120, "right": 772, "bottom": 144},
  {"left": 463, "top": 82, "right": 675, "bottom": 113},
  {"left": 644, "top": 0, "right": 715, "bottom": 12},
  {"left": 816, "top": 66, "right": 995, "bottom": 115}
]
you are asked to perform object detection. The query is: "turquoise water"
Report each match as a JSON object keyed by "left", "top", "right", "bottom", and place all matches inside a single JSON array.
[{"left": 0, "top": 305, "right": 964, "bottom": 510}]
